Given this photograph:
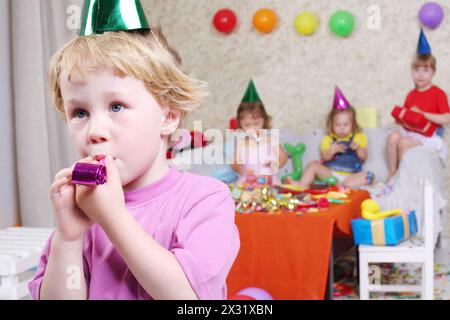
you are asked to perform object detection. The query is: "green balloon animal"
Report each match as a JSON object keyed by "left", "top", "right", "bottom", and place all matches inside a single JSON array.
[{"left": 282, "top": 143, "right": 306, "bottom": 182}]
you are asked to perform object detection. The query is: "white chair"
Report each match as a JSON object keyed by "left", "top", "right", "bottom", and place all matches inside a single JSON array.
[{"left": 358, "top": 180, "right": 434, "bottom": 300}]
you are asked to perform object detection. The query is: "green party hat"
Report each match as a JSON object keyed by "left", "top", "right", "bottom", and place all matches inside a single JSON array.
[
  {"left": 241, "top": 79, "right": 262, "bottom": 103},
  {"left": 80, "top": 0, "right": 149, "bottom": 36}
]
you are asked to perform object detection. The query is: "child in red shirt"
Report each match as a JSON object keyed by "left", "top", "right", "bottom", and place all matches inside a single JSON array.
[{"left": 386, "top": 41, "right": 450, "bottom": 182}]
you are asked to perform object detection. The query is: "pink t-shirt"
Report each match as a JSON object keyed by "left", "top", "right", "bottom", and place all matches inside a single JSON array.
[{"left": 28, "top": 167, "right": 240, "bottom": 300}]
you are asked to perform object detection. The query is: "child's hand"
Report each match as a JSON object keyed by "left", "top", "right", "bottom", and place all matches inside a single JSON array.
[
  {"left": 330, "top": 143, "right": 347, "bottom": 155},
  {"left": 349, "top": 141, "right": 360, "bottom": 151},
  {"left": 410, "top": 106, "right": 431, "bottom": 120},
  {"left": 75, "top": 156, "right": 126, "bottom": 227},
  {"left": 410, "top": 106, "right": 423, "bottom": 114},
  {"left": 50, "top": 157, "right": 94, "bottom": 242}
]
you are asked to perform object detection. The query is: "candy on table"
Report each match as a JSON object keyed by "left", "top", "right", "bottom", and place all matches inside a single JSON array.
[
  {"left": 243, "top": 175, "right": 273, "bottom": 191},
  {"left": 279, "top": 184, "right": 306, "bottom": 195},
  {"left": 305, "top": 188, "right": 329, "bottom": 195},
  {"left": 327, "top": 191, "right": 349, "bottom": 199},
  {"left": 296, "top": 201, "right": 318, "bottom": 211},
  {"left": 328, "top": 199, "right": 348, "bottom": 204},
  {"left": 317, "top": 197, "right": 330, "bottom": 208},
  {"left": 234, "top": 181, "right": 354, "bottom": 214}
]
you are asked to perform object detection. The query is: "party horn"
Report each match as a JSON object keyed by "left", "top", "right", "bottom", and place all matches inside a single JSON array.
[{"left": 72, "top": 160, "right": 107, "bottom": 186}]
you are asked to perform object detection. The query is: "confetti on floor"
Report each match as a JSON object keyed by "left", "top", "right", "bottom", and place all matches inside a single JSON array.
[{"left": 333, "top": 249, "right": 450, "bottom": 300}]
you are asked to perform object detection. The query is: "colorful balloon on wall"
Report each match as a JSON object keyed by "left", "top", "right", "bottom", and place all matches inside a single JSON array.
[
  {"left": 213, "top": 8, "right": 237, "bottom": 34},
  {"left": 294, "top": 12, "right": 319, "bottom": 36},
  {"left": 419, "top": 2, "right": 444, "bottom": 29},
  {"left": 329, "top": 10, "right": 355, "bottom": 38},
  {"left": 253, "top": 8, "right": 277, "bottom": 33}
]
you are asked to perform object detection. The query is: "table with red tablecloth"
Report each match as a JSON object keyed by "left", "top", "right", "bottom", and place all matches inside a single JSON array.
[{"left": 227, "top": 189, "right": 370, "bottom": 300}]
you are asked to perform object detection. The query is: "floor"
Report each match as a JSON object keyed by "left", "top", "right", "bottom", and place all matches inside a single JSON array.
[{"left": 333, "top": 240, "right": 450, "bottom": 300}]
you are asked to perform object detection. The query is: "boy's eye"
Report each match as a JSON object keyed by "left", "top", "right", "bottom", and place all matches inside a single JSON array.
[
  {"left": 73, "top": 109, "right": 88, "bottom": 119},
  {"left": 111, "top": 103, "right": 124, "bottom": 113}
]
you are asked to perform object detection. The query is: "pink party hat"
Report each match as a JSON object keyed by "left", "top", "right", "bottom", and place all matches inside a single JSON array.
[{"left": 333, "top": 86, "right": 350, "bottom": 110}]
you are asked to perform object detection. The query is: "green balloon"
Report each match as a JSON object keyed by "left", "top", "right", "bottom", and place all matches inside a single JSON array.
[
  {"left": 282, "top": 143, "right": 306, "bottom": 182},
  {"left": 329, "top": 10, "right": 355, "bottom": 37}
]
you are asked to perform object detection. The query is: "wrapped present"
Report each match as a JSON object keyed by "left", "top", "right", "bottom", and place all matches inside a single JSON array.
[
  {"left": 351, "top": 211, "right": 418, "bottom": 246},
  {"left": 391, "top": 106, "right": 438, "bottom": 137}
]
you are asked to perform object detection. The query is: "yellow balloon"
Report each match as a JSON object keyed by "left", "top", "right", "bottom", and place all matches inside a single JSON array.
[{"left": 294, "top": 12, "right": 319, "bottom": 36}]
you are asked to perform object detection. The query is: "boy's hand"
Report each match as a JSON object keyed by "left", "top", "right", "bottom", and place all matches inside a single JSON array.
[
  {"left": 411, "top": 106, "right": 432, "bottom": 121},
  {"left": 410, "top": 106, "right": 424, "bottom": 114},
  {"left": 50, "top": 157, "right": 94, "bottom": 242},
  {"left": 75, "top": 156, "right": 126, "bottom": 227}
]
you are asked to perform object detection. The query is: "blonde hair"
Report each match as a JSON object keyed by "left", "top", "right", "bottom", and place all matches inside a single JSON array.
[
  {"left": 325, "top": 106, "right": 361, "bottom": 135},
  {"left": 48, "top": 28, "right": 207, "bottom": 122},
  {"left": 412, "top": 53, "right": 436, "bottom": 71}
]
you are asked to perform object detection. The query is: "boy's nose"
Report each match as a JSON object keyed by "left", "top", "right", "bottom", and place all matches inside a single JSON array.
[{"left": 88, "top": 118, "right": 110, "bottom": 144}]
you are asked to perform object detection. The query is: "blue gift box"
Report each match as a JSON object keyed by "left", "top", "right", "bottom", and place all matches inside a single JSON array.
[{"left": 351, "top": 211, "right": 418, "bottom": 246}]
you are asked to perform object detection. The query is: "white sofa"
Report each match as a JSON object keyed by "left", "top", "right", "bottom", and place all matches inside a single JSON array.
[{"left": 171, "top": 128, "right": 445, "bottom": 247}]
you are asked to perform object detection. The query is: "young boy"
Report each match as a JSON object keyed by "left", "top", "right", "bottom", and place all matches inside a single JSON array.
[
  {"left": 386, "top": 30, "right": 450, "bottom": 182},
  {"left": 28, "top": 0, "right": 240, "bottom": 300}
]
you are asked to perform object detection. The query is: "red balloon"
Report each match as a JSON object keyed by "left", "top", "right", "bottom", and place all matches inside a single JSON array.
[
  {"left": 229, "top": 117, "right": 238, "bottom": 130},
  {"left": 213, "top": 9, "right": 237, "bottom": 34}
]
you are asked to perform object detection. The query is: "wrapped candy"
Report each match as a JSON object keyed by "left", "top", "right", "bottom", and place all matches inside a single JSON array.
[
  {"left": 233, "top": 183, "right": 350, "bottom": 214},
  {"left": 238, "top": 188, "right": 294, "bottom": 213},
  {"left": 72, "top": 161, "right": 107, "bottom": 186}
]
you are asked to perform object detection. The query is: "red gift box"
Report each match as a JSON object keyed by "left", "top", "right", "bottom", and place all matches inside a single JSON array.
[{"left": 391, "top": 106, "right": 438, "bottom": 137}]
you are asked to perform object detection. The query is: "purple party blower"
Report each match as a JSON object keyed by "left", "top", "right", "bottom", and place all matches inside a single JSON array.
[{"left": 72, "top": 160, "right": 107, "bottom": 186}]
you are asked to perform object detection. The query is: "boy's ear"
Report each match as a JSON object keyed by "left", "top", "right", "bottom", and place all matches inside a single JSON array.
[{"left": 161, "top": 108, "right": 181, "bottom": 136}]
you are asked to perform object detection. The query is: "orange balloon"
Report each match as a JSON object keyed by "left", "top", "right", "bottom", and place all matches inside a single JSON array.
[{"left": 253, "top": 8, "right": 277, "bottom": 33}]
